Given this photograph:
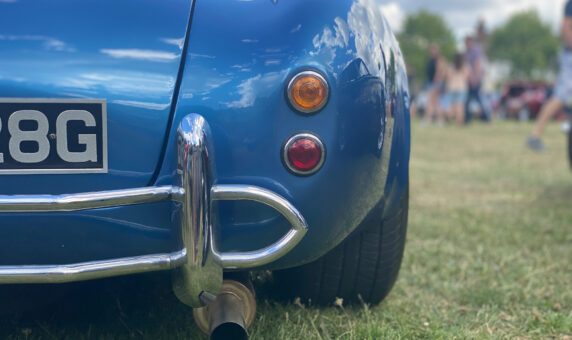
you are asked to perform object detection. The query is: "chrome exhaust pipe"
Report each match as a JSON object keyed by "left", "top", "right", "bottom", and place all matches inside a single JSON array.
[{"left": 193, "top": 279, "right": 256, "bottom": 340}]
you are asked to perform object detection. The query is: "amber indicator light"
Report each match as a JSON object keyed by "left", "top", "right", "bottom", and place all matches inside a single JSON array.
[{"left": 287, "top": 71, "right": 329, "bottom": 114}]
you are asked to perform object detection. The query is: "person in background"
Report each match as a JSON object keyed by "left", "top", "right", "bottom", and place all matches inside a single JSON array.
[
  {"left": 527, "top": 0, "right": 572, "bottom": 151},
  {"left": 446, "top": 53, "right": 470, "bottom": 125},
  {"left": 476, "top": 20, "right": 495, "bottom": 118},
  {"left": 464, "top": 36, "right": 491, "bottom": 123},
  {"left": 476, "top": 19, "right": 489, "bottom": 52},
  {"left": 406, "top": 62, "right": 420, "bottom": 118},
  {"left": 423, "top": 44, "right": 447, "bottom": 126}
]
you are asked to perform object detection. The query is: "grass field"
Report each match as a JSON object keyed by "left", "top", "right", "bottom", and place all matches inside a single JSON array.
[{"left": 1, "top": 121, "right": 571, "bottom": 339}]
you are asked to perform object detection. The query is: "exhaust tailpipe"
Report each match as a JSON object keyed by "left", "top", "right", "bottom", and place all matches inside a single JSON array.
[{"left": 193, "top": 279, "right": 256, "bottom": 340}]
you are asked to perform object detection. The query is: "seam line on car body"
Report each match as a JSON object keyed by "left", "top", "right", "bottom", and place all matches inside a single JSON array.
[{"left": 148, "top": 0, "right": 197, "bottom": 186}]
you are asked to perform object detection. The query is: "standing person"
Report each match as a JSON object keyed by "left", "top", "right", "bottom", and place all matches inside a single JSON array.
[
  {"left": 423, "top": 44, "right": 447, "bottom": 125},
  {"left": 476, "top": 20, "right": 495, "bottom": 118},
  {"left": 476, "top": 19, "right": 489, "bottom": 52},
  {"left": 464, "top": 36, "right": 491, "bottom": 123},
  {"left": 446, "top": 53, "right": 470, "bottom": 125},
  {"left": 527, "top": 0, "right": 572, "bottom": 151}
]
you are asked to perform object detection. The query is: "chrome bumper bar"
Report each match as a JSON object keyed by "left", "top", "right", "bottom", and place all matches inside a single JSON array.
[
  {"left": 0, "top": 251, "right": 187, "bottom": 284},
  {"left": 0, "top": 186, "right": 181, "bottom": 212},
  {"left": 0, "top": 114, "right": 308, "bottom": 307}
]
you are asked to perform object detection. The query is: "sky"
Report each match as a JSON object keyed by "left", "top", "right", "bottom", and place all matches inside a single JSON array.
[{"left": 380, "top": 0, "right": 566, "bottom": 40}]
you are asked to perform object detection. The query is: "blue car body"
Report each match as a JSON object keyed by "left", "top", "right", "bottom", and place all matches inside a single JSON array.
[{"left": 0, "top": 0, "right": 409, "bottom": 297}]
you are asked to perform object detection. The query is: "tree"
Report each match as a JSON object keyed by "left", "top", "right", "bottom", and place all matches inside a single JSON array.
[
  {"left": 488, "top": 10, "right": 559, "bottom": 79},
  {"left": 397, "top": 10, "right": 456, "bottom": 85}
]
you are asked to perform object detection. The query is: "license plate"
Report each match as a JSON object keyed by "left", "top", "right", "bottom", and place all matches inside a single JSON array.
[{"left": 0, "top": 99, "right": 107, "bottom": 174}]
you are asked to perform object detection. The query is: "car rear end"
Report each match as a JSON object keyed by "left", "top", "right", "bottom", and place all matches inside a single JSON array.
[{"left": 0, "top": 0, "right": 410, "bottom": 327}]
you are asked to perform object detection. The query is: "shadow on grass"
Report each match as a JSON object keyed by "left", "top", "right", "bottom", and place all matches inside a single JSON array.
[
  {"left": 533, "top": 183, "right": 572, "bottom": 208},
  {"left": 0, "top": 273, "right": 205, "bottom": 339},
  {"left": 0, "top": 268, "right": 300, "bottom": 339},
  {"left": 0, "top": 272, "right": 295, "bottom": 339}
]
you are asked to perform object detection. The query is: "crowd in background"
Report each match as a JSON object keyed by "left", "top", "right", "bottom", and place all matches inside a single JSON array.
[
  {"left": 406, "top": 2, "right": 572, "bottom": 154},
  {"left": 412, "top": 21, "right": 492, "bottom": 126}
]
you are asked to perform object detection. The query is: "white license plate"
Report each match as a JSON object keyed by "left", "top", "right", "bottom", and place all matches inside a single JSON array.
[{"left": 0, "top": 99, "right": 107, "bottom": 174}]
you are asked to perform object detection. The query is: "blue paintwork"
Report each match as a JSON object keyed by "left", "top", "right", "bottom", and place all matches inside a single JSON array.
[
  {"left": 0, "top": 0, "right": 410, "bottom": 269},
  {"left": 0, "top": 0, "right": 191, "bottom": 192}
]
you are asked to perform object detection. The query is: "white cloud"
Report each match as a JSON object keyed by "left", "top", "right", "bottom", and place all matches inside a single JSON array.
[
  {"left": 62, "top": 72, "right": 174, "bottom": 97},
  {"left": 290, "top": 24, "right": 302, "bottom": 33},
  {"left": 0, "top": 34, "right": 75, "bottom": 52},
  {"left": 160, "top": 37, "right": 185, "bottom": 49},
  {"left": 225, "top": 70, "right": 287, "bottom": 108},
  {"left": 100, "top": 49, "right": 178, "bottom": 62},
  {"left": 112, "top": 100, "right": 170, "bottom": 110},
  {"left": 264, "top": 59, "right": 281, "bottom": 66},
  {"left": 380, "top": 2, "right": 405, "bottom": 32},
  {"left": 190, "top": 53, "right": 215, "bottom": 59}
]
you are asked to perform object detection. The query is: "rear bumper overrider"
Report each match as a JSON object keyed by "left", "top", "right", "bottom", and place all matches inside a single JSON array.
[{"left": 0, "top": 114, "right": 308, "bottom": 307}]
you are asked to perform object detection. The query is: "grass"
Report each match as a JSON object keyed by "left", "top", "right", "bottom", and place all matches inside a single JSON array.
[{"left": 0, "top": 120, "right": 571, "bottom": 339}]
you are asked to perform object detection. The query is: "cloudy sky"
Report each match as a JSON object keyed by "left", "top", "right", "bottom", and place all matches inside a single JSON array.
[{"left": 380, "top": 0, "right": 566, "bottom": 40}]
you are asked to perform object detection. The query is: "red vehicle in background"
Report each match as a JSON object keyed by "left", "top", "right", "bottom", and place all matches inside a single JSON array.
[{"left": 499, "top": 81, "right": 553, "bottom": 121}]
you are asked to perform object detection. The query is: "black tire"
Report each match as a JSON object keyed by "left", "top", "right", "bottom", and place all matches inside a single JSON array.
[{"left": 273, "top": 181, "right": 408, "bottom": 306}]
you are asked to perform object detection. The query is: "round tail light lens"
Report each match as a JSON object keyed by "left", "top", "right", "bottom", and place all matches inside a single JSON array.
[
  {"left": 283, "top": 133, "right": 325, "bottom": 175},
  {"left": 287, "top": 70, "right": 329, "bottom": 114}
]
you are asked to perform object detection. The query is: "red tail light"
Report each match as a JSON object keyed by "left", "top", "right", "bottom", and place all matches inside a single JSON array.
[{"left": 283, "top": 133, "right": 325, "bottom": 175}]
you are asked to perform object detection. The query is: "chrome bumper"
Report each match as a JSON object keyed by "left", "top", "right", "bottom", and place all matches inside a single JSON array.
[{"left": 0, "top": 114, "right": 308, "bottom": 307}]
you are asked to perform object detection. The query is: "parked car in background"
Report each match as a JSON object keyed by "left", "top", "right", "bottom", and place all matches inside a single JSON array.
[
  {"left": 499, "top": 81, "right": 552, "bottom": 121},
  {"left": 0, "top": 0, "right": 410, "bottom": 338}
]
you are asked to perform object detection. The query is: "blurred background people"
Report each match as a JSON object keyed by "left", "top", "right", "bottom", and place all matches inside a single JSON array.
[
  {"left": 465, "top": 36, "right": 491, "bottom": 123},
  {"left": 446, "top": 53, "right": 470, "bottom": 125},
  {"left": 476, "top": 19, "right": 490, "bottom": 52},
  {"left": 475, "top": 20, "right": 497, "bottom": 119},
  {"left": 423, "top": 44, "right": 447, "bottom": 125},
  {"left": 528, "top": 0, "right": 572, "bottom": 151}
]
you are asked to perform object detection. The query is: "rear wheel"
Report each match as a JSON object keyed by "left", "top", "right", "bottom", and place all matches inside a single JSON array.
[{"left": 273, "top": 181, "right": 408, "bottom": 306}]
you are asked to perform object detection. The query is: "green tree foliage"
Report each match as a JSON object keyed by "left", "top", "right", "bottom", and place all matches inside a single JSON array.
[
  {"left": 488, "top": 10, "right": 559, "bottom": 79},
  {"left": 397, "top": 10, "right": 456, "bottom": 84}
]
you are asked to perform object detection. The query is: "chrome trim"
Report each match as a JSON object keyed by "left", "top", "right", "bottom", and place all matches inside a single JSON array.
[
  {"left": 286, "top": 70, "right": 329, "bottom": 114},
  {"left": 171, "top": 114, "right": 222, "bottom": 307},
  {"left": 0, "top": 250, "right": 186, "bottom": 284},
  {"left": 0, "top": 114, "right": 308, "bottom": 306},
  {"left": 282, "top": 132, "right": 326, "bottom": 176},
  {"left": 0, "top": 186, "right": 181, "bottom": 212},
  {"left": 212, "top": 184, "right": 308, "bottom": 269}
]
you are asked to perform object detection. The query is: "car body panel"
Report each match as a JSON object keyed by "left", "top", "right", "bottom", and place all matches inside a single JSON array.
[
  {"left": 154, "top": 0, "right": 410, "bottom": 267},
  {"left": 0, "top": 0, "right": 192, "bottom": 192},
  {"left": 0, "top": 203, "right": 175, "bottom": 265},
  {"left": 0, "top": 0, "right": 410, "bottom": 269}
]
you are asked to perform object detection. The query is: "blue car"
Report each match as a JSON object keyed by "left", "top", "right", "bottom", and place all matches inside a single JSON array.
[{"left": 0, "top": 0, "right": 410, "bottom": 336}]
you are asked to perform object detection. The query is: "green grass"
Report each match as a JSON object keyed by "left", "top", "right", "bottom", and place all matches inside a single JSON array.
[{"left": 1, "top": 121, "right": 571, "bottom": 339}]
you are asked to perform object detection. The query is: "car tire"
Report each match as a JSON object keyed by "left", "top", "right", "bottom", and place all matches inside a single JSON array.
[{"left": 272, "top": 180, "right": 408, "bottom": 306}]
